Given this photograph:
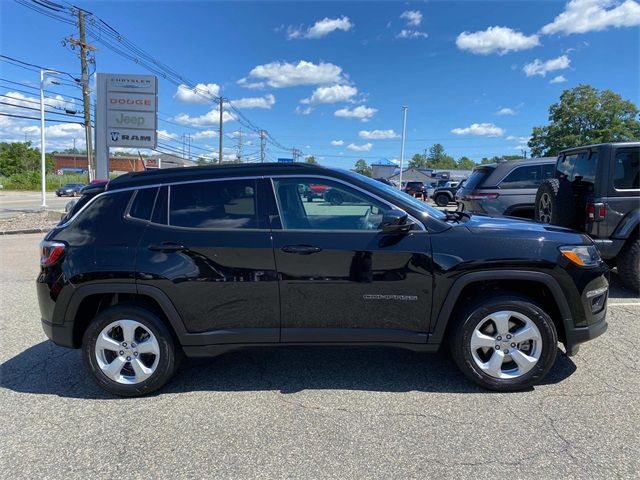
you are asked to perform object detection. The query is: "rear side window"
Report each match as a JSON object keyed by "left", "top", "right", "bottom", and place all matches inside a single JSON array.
[
  {"left": 613, "top": 147, "right": 640, "bottom": 190},
  {"left": 72, "top": 191, "right": 134, "bottom": 237},
  {"left": 542, "top": 163, "right": 555, "bottom": 180},
  {"left": 556, "top": 153, "right": 577, "bottom": 179},
  {"left": 572, "top": 151, "right": 597, "bottom": 184},
  {"left": 464, "top": 167, "right": 494, "bottom": 190},
  {"left": 169, "top": 179, "right": 258, "bottom": 229},
  {"left": 129, "top": 187, "right": 158, "bottom": 221},
  {"left": 499, "top": 165, "right": 542, "bottom": 189}
]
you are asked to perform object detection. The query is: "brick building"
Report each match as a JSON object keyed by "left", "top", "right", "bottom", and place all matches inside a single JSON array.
[{"left": 53, "top": 153, "right": 196, "bottom": 173}]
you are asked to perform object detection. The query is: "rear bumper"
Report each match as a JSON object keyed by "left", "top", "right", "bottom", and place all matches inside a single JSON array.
[{"left": 41, "top": 318, "right": 75, "bottom": 348}]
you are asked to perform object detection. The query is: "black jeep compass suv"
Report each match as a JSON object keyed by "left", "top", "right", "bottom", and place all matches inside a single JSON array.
[{"left": 38, "top": 163, "right": 609, "bottom": 396}]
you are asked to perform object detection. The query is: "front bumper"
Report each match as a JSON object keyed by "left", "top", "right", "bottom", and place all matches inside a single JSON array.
[{"left": 563, "top": 315, "right": 608, "bottom": 356}]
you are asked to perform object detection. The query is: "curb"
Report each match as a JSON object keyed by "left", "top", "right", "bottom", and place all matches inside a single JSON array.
[{"left": 0, "top": 227, "right": 51, "bottom": 236}]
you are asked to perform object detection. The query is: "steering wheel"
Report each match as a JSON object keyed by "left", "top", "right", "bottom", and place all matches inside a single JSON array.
[{"left": 361, "top": 207, "right": 373, "bottom": 230}]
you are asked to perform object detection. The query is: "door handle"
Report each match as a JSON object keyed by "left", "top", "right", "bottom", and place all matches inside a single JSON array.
[
  {"left": 281, "top": 245, "right": 322, "bottom": 255},
  {"left": 148, "top": 242, "right": 186, "bottom": 253}
]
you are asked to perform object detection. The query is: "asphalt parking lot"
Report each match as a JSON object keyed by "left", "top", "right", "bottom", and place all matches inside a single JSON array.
[{"left": 1, "top": 233, "right": 638, "bottom": 479}]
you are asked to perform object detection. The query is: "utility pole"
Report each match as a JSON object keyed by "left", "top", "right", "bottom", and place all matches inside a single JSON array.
[
  {"left": 188, "top": 134, "right": 191, "bottom": 161},
  {"left": 182, "top": 133, "right": 185, "bottom": 159},
  {"left": 218, "top": 97, "right": 224, "bottom": 164},
  {"left": 398, "top": 106, "right": 408, "bottom": 190},
  {"left": 236, "top": 127, "right": 243, "bottom": 163},
  {"left": 259, "top": 130, "right": 266, "bottom": 163}
]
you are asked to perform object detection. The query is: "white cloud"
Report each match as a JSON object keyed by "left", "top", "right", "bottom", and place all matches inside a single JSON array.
[
  {"left": 523, "top": 55, "right": 571, "bottom": 77},
  {"left": 358, "top": 129, "right": 399, "bottom": 139},
  {"left": 157, "top": 129, "right": 179, "bottom": 141},
  {"left": 400, "top": 10, "right": 423, "bottom": 26},
  {"left": 347, "top": 142, "right": 373, "bottom": 152},
  {"left": 295, "top": 106, "right": 313, "bottom": 115},
  {"left": 173, "top": 83, "right": 220, "bottom": 104},
  {"left": 496, "top": 107, "right": 516, "bottom": 115},
  {"left": 173, "top": 107, "right": 236, "bottom": 127},
  {"left": 334, "top": 105, "right": 378, "bottom": 122},
  {"left": 240, "top": 60, "right": 346, "bottom": 88},
  {"left": 229, "top": 94, "right": 275, "bottom": 109},
  {"left": 396, "top": 29, "right": 428, "bottom": 39},
  {"left": 288, "top": 16, "right": 354, "bottom": 39},
  {"left": 330, "top": 139, "right": 344, "bottom": 146},
  {"left": 191, "top": 130, "right": 218, "bottom": 140},
  {"left": 506, "top": 135, "right": 531, "bottom": 143},
  {"left": 0, "top": 91, "right": 78, "bottom": 113},
  {"left": 456, "top": 26, "right": 540, "bottom": 55},
  {"left": 550, "top": 75, "right": 568, "bottom": 83},
  {"left": 236, "top": 78, "right": 266, "bottom": 90},
  {"left": 451, "top": 123, "right": 505, "bottom": 136},
  {"left": 301, "top": 85, "right": 358, "bottom": 104},
  {"left": 541, "top": 0, "right": 640, "bottom": 35}
]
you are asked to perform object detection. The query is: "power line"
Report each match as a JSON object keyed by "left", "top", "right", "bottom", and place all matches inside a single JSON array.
[
  {"left": 0, "top": 55, "right": 80, "bottom": 80},
  {"left": 0, "top": 111, "right": 84, "bottom": 124},
  {"left": 0, "top": 77, "right": 84, "bottom": 102},
  {"left": 0, "top": 100, "right": 82, "bottom": 118}
]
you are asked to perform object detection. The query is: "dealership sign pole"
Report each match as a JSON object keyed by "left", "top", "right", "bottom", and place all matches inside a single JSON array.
[{"left": 95, "top": 73, "right": 157, "bottom": 179}]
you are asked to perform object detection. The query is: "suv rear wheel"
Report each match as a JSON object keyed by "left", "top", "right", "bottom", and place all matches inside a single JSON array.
[
  {"left": 450, "top": 296, "right": 558, "bottom": 391},
  {"left": 435, "top": 193, "right": 450, "bottom": 207},
  {"left": 535, "top": 179, "right": 575, "bottom": 228},
  {"left": 82, "top": 305, "right": 179, "bottom": 397},
  {"left": 617, "top": 238, "right": 640, "bottom": 292}
]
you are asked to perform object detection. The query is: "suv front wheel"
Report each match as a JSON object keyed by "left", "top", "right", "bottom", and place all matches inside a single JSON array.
[
  {"left": 82, "top": 305, "right": 179, "bottom": 397},
  {"left": 450, "top": 296, "right": 558, "bottom": 391}
]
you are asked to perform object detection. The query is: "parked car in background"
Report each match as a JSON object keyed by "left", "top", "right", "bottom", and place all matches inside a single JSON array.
[
  {"left": 55, "top": 183, "right": 85, "bottom": 197},
  {"left": 456, "top": 158, "right": 555, "bottom": 219},
  {"left": 534, "top": 142, "right": 639, "bottom": 291},
  {"left": 375, "top": 177, "right": 393, "bottom": 186},
  {"left": 38, "top": 162, "right": 608, "bottom": 396},
  {"left": 431, "top": 180, "right": 466, "bottom": 206},
  {"left": 61, "top": 181, "right": 109, "bottom": 223},
  {"left": 303, "top": 183, "right": 329, "bottom": 201},
  {"left": 403, "top": 181, "right": 425, "bottom": 197}
]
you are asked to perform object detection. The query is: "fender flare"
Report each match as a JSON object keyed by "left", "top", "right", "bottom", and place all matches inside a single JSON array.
[
  {"left": 428, "top": 270, "right": 573, "bottom": 345},
  {"left": 612, "top": 208, "right": 640, "bottom": 240},
  {"left": 64, "top": 282, "right": 190, "bottom": 343}
]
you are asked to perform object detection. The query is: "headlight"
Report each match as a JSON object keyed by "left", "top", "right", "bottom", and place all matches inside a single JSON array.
[{"left": 559, "top": 245, "right": 601, "bottom": 267}]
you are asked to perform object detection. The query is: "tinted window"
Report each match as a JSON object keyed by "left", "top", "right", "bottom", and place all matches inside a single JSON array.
[
  {"left": 73, "top": 191, "right": 134, "bottom": 237},
  {"left": 500, "top": 165, "right": 542, "bottom": 189},
  {"left": 129, "top": 187, "right": 158, "bottom": 221},
  {"left": 151, "top": 186, "right": 168, "bottom": 225},
  {"left": 573, "top": 151, "right": 597, "bottom": 184},
  {"left": 556, "top": 154, "right": 577, "bottom": 178},
  {"left": 542, "top": 163, "right": 555, "bottom": 180},
  {"left": 464, "top": 167, "right": 494, "bottom": 190},
  {"left": 169, "top": 179, "right": 257, "bottom": 229},
  {"left": 273, "top": 177, "right": 389, "bottom": 230},
  {"left": 614, "top": 147, "right": 640, "bottom": 190}
]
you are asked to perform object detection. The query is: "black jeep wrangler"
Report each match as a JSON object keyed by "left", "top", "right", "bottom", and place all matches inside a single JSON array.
[{"left": 535, "top": 142, "right": 639, "bottom": 291}]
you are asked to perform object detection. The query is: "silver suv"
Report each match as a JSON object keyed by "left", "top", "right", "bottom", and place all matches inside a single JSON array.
[{"left": 456, "top": 157, "right": 555, "bottom": 219}]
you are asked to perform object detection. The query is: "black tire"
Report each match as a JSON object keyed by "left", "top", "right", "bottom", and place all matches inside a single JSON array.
[
  {"left": 328, "top": 192, "right": 343, "bottom": 205},
  {"left": 82, "top": 304, "right": 179, "bottom": 397},
  {"left": 535, "top": 178, "right": 576, "bottom": 228},
  {"left": 449, "top": 296, "right": 558, "bottom": 391},
  {"left": 435, "top": 193, "right": 450, "bottom": 207},
  {"left": 617, "top": 238, "right": 640, "bottom": 292}
]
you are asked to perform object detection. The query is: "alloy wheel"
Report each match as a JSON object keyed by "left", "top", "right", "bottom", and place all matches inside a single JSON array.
[
  {"left": 94, "top": 319, "right": 160, "bottom": 384},
  {"left": 539, "top": 193, "right": 552, "bottom": 223},
  {"left": 469, "top": 310, "right": 542, "bottom": 379}
]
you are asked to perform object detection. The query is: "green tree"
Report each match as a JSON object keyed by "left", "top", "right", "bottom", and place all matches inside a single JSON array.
[
  {"left": 196, "top": 157, "right": 208, "bottom": 165},
  {"left": 408, "top": 153, "right": 427, "bottom": 168},
  {"left": 305, "top": 155, "right": 318, "bottom": 165},
  {"left": 0, "top": 141, "right": 47, "bottom": 176},
  {"left": 529, "top": 85, "right": 640, "bottom": 157},
  {"left": 353, "top": 159, "right": 372, "bottom": 177},
  {"left": 457, "top": 156, "right": 476, "bottom": 170}
]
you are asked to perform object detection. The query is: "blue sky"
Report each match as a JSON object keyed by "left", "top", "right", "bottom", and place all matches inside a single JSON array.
[{"left": 1, "top": 0, "right": 639, "bottom": 168}]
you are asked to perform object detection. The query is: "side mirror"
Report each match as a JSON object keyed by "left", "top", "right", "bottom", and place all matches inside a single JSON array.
[{"left": 380, "top": 209, "right": 414, "bottom": 233}]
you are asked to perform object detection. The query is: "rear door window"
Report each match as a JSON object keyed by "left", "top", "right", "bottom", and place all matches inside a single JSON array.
[
  {"left": 169, "top": 179, "right": 258, "bottom": 229},
  {"left": 613, "top": 147, "right": 640, "bottom": 190},
  {"left": 556, "top": 153, "right": 577, "bottom": 179},
  {"left": 542, "top": 163, "right": 555, "bottom": 180},
  {"left": 128, "top": 187, "right": 158, "bottom": 221},
  {"left": 499, "top": 165, "right": 542, "bottom": 189}
]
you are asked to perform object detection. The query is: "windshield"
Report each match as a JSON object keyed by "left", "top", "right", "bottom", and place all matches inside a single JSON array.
[{"left": 342, "top": 170, "right": 446, "bottom": 220}]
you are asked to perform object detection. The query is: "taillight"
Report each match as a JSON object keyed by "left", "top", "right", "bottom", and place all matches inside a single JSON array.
[
  {"left": 40, "top": 241, "right": 66, "bottom": 267},
  {"left": 586, "top": 202, "right": 606, "bottom": 222},
  {"left": 464, "top": 192, "right": 499, "bottom": 200}
]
